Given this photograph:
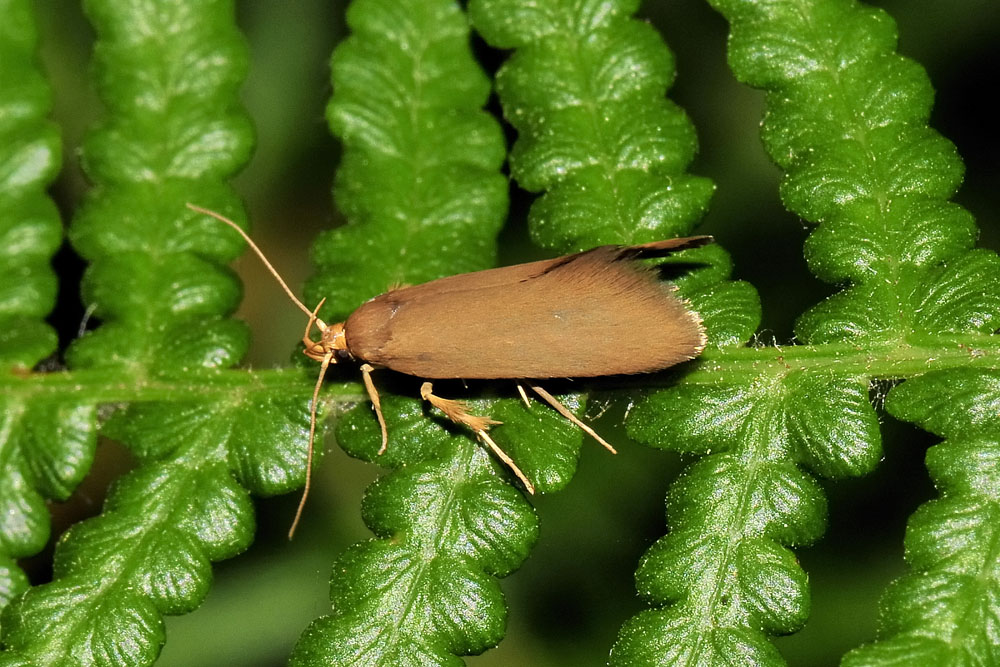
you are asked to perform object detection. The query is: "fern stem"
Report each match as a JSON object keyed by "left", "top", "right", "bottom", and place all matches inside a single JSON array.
[
  {"left": 682, "top": 336, "right": 1000, "bottom": 385},
  {"left": 0, "top": 368, "right": 364, "bottom": 403}
]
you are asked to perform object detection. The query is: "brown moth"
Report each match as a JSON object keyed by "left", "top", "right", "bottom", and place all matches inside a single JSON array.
[{"left": 187, "top": 204, "right": 709, "bottom": 536}]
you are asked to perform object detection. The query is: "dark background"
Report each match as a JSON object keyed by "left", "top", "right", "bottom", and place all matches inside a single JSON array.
[{"left": 29, "top": 1, "right": 999, "bottom": 664}]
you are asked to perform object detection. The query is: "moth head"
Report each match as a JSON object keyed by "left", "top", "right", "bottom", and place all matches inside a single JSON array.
[
  {"left": 301, "top": 298, "right": 348, "bottom": 363},
  {"left": 303, "top": 320, "right": 347, "bottom": 363}
]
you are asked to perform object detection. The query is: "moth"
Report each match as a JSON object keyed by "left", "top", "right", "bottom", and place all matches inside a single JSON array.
[{"left": 187, "top": 205, "right": 709, "bottom": 536}]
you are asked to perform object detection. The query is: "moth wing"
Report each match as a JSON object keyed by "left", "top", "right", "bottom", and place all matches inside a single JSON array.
[
  {"left": 619, "top": 235, "right": 713, "bottom": 258},
  {"left": 372, "top": 235, "right": 712, "bottom": 301},
  {"left": 345, "top": 244, "right": 705, "bottom": 379}
]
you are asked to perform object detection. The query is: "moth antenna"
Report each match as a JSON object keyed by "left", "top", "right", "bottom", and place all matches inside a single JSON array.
[
  {"left": 529, "top": 384, "right": 617, "bottom": 454},
  {"left": 288, "top": 349, "right": 333, "bottom": 540},
  {"left": 186, "top": 203, "right": 318, "bottom": 322},
  {"left": 301, "top": 298, "right": 332, "bottom": 359},
  {"left": 303, "top": 297, "right": 326, "bottom": 339},
  {"left": 187, "top": 204, "right": 333, "bottom": 538}
]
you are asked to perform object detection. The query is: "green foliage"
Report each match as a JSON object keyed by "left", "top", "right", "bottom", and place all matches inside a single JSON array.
[
  {"left": 713, "top": 0, "right": 993, "bottom": 346},
  {"left": 291, "top": 0, "right": 545, "bottom": 662},
  {"left": 304, "top": 0, "right": 508, "bottom": 320},
  {"left": 293, "top": 395, "right": 540, "bottom": 665},
  {"left": 610, "top": 0, "right": 1000, "bottom": 664},
  {"left": 0, "top": 0, "right": 89, "bottom": 616},
  {"left": 842, "top": 368, "right": 1000, "bottom": 664},
  {"left": 295, "top": 0, "right": 744, "bottom": 661},
  {"left": 470, "top": 0, "right": 715, "bottom": 251},
  {"left": 0, "top": 0, "right": 61, "bottom": 369},
  {"left": 0, "top": 0, "right": 996, "bottom": 665},
  {"left": 1, "top": 1, "right": 315, "bottom": 664}
]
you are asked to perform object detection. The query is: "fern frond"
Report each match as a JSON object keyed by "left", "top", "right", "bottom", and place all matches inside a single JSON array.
[
  {"left": 290, "top": 1, "right": 535, "bottom": 662},
  {"left": 471, "top": 0, "right": 715, "bottom": 250},
  {"left": 1, "top": 2, "right": 314, "bottom": 664},
  {"left": 842, "top": 370, "right": 1000, "bottom": 663},
  {"left": 609, "top": 0, "right": 999, "bottom": 662},
  {"left": 0, "top": 0, "right": 94, "bottom": 619}
]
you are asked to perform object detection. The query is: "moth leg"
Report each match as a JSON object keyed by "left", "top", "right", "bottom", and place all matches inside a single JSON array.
[
  {"left": 476, "top": 429, "right": 535, "bottom": 495},
  {"left": 419, "top": 382, "right": 535, "bottom": 494},
  {"left": 419, "top": 381, "right": 500, "bottom": 432},
  {"left": 528, "top": 384, "right": 617, "bottom": 454},
  {"left": 360, "top": 363, "right": 389, "bottom": 454},
  {"left": 515, "top": 383, "right": 532, "bottom": 408}
]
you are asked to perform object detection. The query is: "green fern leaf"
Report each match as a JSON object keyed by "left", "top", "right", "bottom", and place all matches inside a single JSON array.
[
  {"left": 465, "top": 3, "right": 772, "bottom": 662},
  {"left": 842, "top": 368, "right": 1000, "bottom": 664},
  {"left": 0, "top": 0, "right": 95, "bottom": 619},
  {"left": 304, "top": 0, "right": 507, "bottom": 321},
  {"left": 609, "top": 0, "right": 999, "bottom": 661},
  {"left": 2, "top": 1, "right": 995, "bottom": 663},
  {"left": 0, "top": 2, "right": 317, "bottom": 664},
  {"left": 290, "top": 0, "right": 544, "bottom": 662},
  {"left": 470, "top": 0, "right": 714, "bottom": 251},
  {"left": 293, "top": 403, "right": 538, "bottom": 664},
  {"left": 1, "top": 390, "right": 313, "bottom": 664}
]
